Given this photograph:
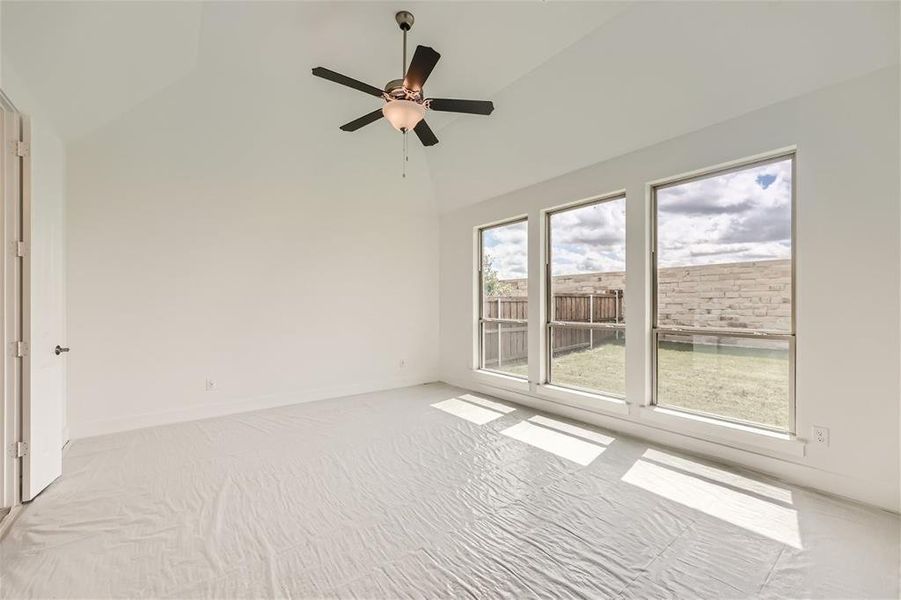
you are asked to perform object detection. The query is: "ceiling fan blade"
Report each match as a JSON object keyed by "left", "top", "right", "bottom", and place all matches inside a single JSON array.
[
  {"left": 312, "top": 67, "right": 385, "bottom": 98},
  {"left": 403, "top": 46, "right": 441, "bottom": 92},
  {"left": 413, "top": 120, "right": 439, "bottom": 147},
  {"left": 428, "top": 98, "right": 494, "bottom": 115},
  {"left": 339, "top": 109, "right": 385, "bottom": 132}
]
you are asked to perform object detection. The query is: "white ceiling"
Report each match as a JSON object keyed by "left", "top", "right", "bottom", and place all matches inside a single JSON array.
[
  {"left": 428, "top": 1, "right": 901, "bottom": 210},
  {"left": 1, "top": 1, "right": 630, "bottom": 141},
  {"left": 1, "top": 1, "right": 204, "bottom": 142},
  {"left": 2, "top": 1, "right": 898, "bottom": 212}
]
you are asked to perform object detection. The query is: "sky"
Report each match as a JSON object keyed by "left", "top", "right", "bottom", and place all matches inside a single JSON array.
[
  {"left": 482, "top": 157, "right": 792, "bottom": 280},
  {"left": 550, "top": 199, "right": 626, "bottom": 276},
  {"left": 657, "top": 158, "right": 792, "bottom": 268},
  {"left": 482, "top": 220, "right": 528, "bottom": 280}
]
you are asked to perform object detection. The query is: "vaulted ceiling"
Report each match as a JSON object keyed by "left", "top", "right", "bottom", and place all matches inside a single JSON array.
[
  {"left": 2, "top": 1, "right": 898, "bottom": 212},
  {"left": 1, "top": 1, "right": 630, "bottom": 141}
]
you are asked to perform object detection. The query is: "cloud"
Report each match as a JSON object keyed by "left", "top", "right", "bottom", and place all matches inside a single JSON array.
[
  {"left": 483, "top": 199, "right": 628, "bottom": 280},
  {"left": 550, "top": 199, "right": 626, "bottom": 276},
  {"left": 718, "top": 204, "right": 791, "bottom": 244},
  {"left": 657, "top": 158, "right": 792, "bottom": 267},
  {"left": 483, "top": 221, "right": 528, "bottom": 279},
  {"left": 481, "top": 157, "right": 792, "bottom": 280},
  {"left": 659, "top": 196, "right": 754, "bottom": 216}
]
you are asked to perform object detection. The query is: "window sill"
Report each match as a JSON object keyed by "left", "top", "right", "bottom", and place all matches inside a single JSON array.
[
  {"left": 536, "top": 384, "right": 630, "bottom": 417},
  {"left": 472, "top": 369, "right": 531, "bottom": 393},
  {"left": 639, "top": 405, "right": 805, "bottom": 457}
]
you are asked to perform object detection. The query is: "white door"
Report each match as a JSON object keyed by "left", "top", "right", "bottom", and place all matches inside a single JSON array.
[{"left": 21, "top": 116, "right": 65, "bottom": 501}]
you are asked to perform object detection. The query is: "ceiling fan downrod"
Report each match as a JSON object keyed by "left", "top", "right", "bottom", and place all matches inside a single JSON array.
[{"left": 396, "top": 11, "right": 414, "bottom": 77}]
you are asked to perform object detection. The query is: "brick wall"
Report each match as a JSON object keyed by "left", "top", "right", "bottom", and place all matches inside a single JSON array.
[{"left": 501, "top": 259, "right": 791, "bottom": 331}]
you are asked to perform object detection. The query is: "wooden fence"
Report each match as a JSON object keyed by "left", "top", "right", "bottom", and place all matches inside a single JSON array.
[
  {"left": 552, "top": 291, "right": 623, "bottom": 355},
  {"left": 482, "top": 291, "right": 623, "bottom": 368},
  {"left": 482, "top": 297, "right": 528, "bottom": 368}
]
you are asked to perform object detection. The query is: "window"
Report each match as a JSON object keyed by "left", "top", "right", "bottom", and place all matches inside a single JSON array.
[
  {"left": 478, "top": 219, "right": 528, "bottom": 378},
  {"left": 652, "top": 155, "right": 795, "bottom": 431},
  {"left": 546, "top": 195, "right": 626, "bottom": 397}
]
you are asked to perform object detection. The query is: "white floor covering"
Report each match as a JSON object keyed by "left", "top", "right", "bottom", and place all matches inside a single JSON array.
[{"left": 1, "top": 383, "right": 898, "bottom": 599}]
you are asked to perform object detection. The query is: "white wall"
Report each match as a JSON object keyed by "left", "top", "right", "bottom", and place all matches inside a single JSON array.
[
  {"left": 439, "top": 67, "right": 901, "bottom": 512},
  {"left": 66, "top": 69, "right": 439, "bottom": 438}
]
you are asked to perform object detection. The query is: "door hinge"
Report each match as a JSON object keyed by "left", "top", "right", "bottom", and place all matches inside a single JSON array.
[
  {"left": 15, "top": 341, "right": 28, "bottom": 358},
  {"left": 14, "top": 141, "right": 29, "bottom": 158},
  {"left": 8, "top": 441, "right": 27, "bottom": 458},
  {"left": 15, "top": 240, "right": 26, "bottom": 257}
]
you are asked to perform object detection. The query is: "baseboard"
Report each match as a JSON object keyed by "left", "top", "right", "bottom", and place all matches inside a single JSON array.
[
  {"left": 70, "top": 373, "right": 439, "bottom": 440},
  {"left": 444, "top": 375, "right": 900, "bottom": 514}
]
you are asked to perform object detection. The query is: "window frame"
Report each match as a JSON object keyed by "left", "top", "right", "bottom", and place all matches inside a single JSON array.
[
  {"left": 476, "top": 217, "right": 529, "bottom": 380},
  {"left": 544, "top": 192, "right": 627, "bottom": 399},
  {"left": 650, "top": 152, "right": 797, "bottom": 434}
]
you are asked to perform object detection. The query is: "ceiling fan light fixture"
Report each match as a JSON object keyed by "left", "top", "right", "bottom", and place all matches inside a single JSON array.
[{"left": 382, "top": 99, "right": 425, "bottom": 132}]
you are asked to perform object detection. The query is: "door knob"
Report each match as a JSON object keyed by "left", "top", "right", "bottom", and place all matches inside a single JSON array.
[{"left": 54, "top": 345, "right": 69, "bottom": 355}]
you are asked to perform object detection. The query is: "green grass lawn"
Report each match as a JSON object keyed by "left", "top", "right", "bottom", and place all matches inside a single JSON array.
[{"left": 497, "top": 341, "right": 789, "bottom": 430}]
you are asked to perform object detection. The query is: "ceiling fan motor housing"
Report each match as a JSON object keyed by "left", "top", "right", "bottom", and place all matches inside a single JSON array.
[
  {"left": 395, "top": 11, "right": 414, "bottom": 31},
  {"left": 384, "top": 79, "right": 424, "bottom": 103}
]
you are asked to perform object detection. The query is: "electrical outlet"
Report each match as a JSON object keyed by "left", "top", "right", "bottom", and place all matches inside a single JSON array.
[
  {"left": 204, "top": 377, "right": 217, "bottom": 392},
  {"left": 811, "top": 426, "right": 829, "bottom": 446}
]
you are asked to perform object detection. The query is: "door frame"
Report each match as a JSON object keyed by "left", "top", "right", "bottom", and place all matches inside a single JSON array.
[{"left": 0, "top": 89, "right": 25, "bottom": 511}]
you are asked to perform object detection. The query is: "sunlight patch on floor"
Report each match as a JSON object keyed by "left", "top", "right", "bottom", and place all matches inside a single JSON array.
[
  {"left": 431, "top": 397, "right": 508, "bottom": 424},
  {"left": 501, "top": 420, "right": 607, "bottom": 466},
  {"left": 622, "top": 457, "right": 801, "bottom": 548},
  {"left": 641, "top": 449, "right": 793, "bottom": 504}
]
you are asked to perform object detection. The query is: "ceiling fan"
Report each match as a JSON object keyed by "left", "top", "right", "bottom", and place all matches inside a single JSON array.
[{"left": 311, "top": 10, "right": 494, "bottom": 147}]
